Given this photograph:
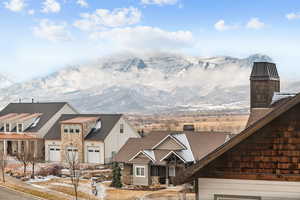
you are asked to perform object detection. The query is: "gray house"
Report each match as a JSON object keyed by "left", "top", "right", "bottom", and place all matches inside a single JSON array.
[{"left": 115, "top": 129, "right": 231, "bottom": 186}]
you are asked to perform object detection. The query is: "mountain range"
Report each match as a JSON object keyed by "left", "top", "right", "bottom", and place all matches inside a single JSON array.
[{"left": 0, "top": 53, "right": 287, "bottom": 114}]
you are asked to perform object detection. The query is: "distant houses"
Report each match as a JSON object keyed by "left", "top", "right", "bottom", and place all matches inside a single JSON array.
[
  {"left": 175, "top": 62, "right": 300, "bottom": 200},
  {"left": 0, "top": 102, "right": 140, "bottom": 164}
]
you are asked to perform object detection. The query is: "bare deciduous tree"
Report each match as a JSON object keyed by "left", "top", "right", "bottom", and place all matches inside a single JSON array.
[
  {"left": 0, "top": 149, "right": 7, "bottom": 183},
  {"left": 15, "top": 147, "right": 31, "bottom": 177},
  {"left": 28, "top": 153, "right": 41, "bottom": 179},
  {"left": 65, "top": 147, "right": 81, "bottom": 200}
]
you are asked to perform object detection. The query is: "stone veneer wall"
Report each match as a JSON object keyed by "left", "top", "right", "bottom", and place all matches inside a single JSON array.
[{"left": 122, "top": 164, "right": 133, "bottom": 185}]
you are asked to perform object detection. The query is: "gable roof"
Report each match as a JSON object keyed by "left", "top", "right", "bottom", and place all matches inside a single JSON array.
[
  {"left": 152, "top": 134, "right": 186, "bottom": 150},
  {"left": 114, "top": 131, "right": 229, "bottom": 165},
  {"left": 0, "top": 102, "right": 73, "bottom": 132},
  {"left": 250, "top": 62, "right": 279, "bottom": 81},
  {"left": 174, "top": 93, "right": 300, "bottom": 185},
  {"left": 44, "top": 114, "right": 122, "bottom": 141}
]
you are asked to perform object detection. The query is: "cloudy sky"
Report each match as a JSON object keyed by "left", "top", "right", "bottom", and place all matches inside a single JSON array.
[{"left": 1, "top": 0, "right": 300, "bottom": 81}]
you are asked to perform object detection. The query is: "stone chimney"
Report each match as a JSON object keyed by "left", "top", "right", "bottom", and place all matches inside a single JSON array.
[{"left": 250, "top": 62, "right": 280, "bottom": 108}]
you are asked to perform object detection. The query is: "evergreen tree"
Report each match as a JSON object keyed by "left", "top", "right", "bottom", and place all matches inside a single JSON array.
[{"left": 111, "top": 162, "right": 122, "bottom": 188}]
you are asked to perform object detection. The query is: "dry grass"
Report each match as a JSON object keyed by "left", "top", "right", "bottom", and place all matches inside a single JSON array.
[
  {"left": 0, "top": 182, "right": 69, "bottom": 200},
  {"left": 105, "top": 188, "right": 151, "bottom": 200},
  {"left": 49, "top": 185, "right": 98, "bottom": 200}
]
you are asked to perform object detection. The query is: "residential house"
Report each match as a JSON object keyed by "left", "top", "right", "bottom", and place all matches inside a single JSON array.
[
  {"left": 174, "top": 62, "right": 300, "bottom": 200},
  {"left": 115, "top": 128, "right": 230, "bottom": 186},
  {"left": 0, "top": 102, "right": 77, "bottom": 158},
  {"left": 44, "top": 114, "right": 140, "bottom": 164}
]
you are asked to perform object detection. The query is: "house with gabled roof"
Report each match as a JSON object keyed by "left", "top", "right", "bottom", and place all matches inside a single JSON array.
[
  {"left": 44, "top": 114, "right": 140, "bottom": 164},
  {"left": 115, "top": 127, "right": 230, "bottom": 186},
  {"left": 0, "top": 102, "right": 78, "bottom": 158},
  {"left": 174, "top": 62, "right": 300, "bottom": 200}
]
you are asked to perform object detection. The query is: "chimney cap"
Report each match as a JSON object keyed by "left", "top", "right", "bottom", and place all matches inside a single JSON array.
[{"left": 250, "top": 62, "right": 280, "bottom": 81}]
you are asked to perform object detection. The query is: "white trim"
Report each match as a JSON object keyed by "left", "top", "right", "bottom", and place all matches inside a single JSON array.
[
  {"left": 160, "top": 150, "right": 186, "bottom": 163},
  {"left": 169, "top": 166, "right": 176, "bottom": 177},
  {"left": 152, "top": 134, "right": 186, "bottom": 150},
  {"left": 129, "top": 150, "right": 155, "bottom": 162},
  {"left": 134, "top": 165, "right": 146, "bottom": 177}
]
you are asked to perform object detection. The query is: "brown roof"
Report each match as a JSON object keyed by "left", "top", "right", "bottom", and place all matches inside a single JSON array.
[
  {"left": 174, "top": 93, "right": 300, "bottom": 185},
  {"left": 114, "top": 131, "right": 229, "bottom": 165},
  {"left": 246, "top": 108, "right": 272, "bottom": 127},
  {"left": 60, "top": 117, "right": 99, "bottom": 124}
]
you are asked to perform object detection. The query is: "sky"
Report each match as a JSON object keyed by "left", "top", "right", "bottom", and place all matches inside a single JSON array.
[{"left": 1, "top": 0, "right": 300, "bottom": 81}]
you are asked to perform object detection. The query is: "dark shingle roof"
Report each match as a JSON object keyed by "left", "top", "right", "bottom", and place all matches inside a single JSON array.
[
  {"left": 250, "top": 62, "right": 280, "bottom": 81},
  {"left": 45, "top": 114, "right": 122, "bottom": 141},
  {"left": 0, "top": 102, "right": 71, "bottom": 132}
]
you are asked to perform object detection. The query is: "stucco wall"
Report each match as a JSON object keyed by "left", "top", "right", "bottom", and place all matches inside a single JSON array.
[
  {"left": 104, "top": 117, "right": 140, "bottom": 163},
  {"left": 84, "top": 141, "right": 104, "bottom": 164},
  {"left": 198, "top": 178, "right": 300, "bottom": 200}
]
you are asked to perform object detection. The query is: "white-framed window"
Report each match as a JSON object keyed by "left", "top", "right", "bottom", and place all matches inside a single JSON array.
[
  {"left": 17, "top": 123, "right": 23, "bottom": 133},
  {"left": 169, "top": 166, "right": 176, "bottom": 177},
  {"left": 135, "top": 166, "right": 145, "bottom": 177},
  {"left": 67, "top": 146, "right": 78, "bottom": 161},
  {"left": 4, "top": 123, "right": 10, "bottom": 132},
  {"left": 120, "top": 123, "right": 124, "bottom": 134}
]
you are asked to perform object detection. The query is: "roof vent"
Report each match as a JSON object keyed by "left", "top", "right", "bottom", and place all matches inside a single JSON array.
[{"left": 183, "top": 124, "right": 195, "bottom": 132}]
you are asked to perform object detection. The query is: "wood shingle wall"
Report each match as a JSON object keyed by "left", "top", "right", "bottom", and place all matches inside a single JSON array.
[{"left": 199, "top": 103, "right": 300, "bottom": 181}]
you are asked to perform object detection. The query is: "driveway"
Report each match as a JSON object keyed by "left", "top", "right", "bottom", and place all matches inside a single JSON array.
[{"left": 0, "top": 186, "right": 38, "bottom": 200}]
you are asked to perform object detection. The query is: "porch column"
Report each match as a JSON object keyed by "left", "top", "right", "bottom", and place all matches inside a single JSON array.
[
  {"left": 34, "top": 140, "right": 38, "bottom": 157},
  {"left": 17, "top": 141, "right": 22, "bottom": 154},
  {"left": 25, "top": 140, "right": 29, "bottom": 152},
  {"left": 3, "top": 140, "right": 7, "bottom": 157},
  {"left": 165, "top": 166, "right": 169, "bottom": 186}
]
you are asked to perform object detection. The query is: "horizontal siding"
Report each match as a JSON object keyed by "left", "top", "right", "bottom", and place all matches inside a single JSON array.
[{"left": 198, "top": 178, "right": 300, "bottom": 200}]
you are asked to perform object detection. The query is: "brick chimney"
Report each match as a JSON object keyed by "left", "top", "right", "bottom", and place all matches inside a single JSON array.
[{"left": 250, "top": 62, "right": 280, "bottom": 108}]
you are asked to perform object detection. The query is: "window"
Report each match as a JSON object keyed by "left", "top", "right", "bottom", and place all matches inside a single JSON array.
[
  {"left": 120, "top": 124, "right": 124, "bottom": 134},
  {"left": 135, "top": 166, "right": 145, "bottom": 177},
  {"left": 169, "top": 166, "right": 176, "bottom": 177},
  {"left": 64, "top": 128, "right": 69, "bottom": 133},
  {"left": 5, "top": 123, "right": 10, "bottom": 132},
  {"left": 75, "top": 129, "right": 80, "bottom": 133},
  {"left": 17, "top": 124, "right": 23, "bottom": 133},
  {"left": 70, "top": 129, "right": 74, "bottom": 133}
]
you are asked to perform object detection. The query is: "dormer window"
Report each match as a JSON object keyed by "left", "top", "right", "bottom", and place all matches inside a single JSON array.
[
  {"left": 120, "top": 124, "right": 124, "bottom": 134},
  {"left": 17, "top": 123, "right": 23, "bottom": 133},
  {"left": 5, "top": 123, "right": 10, "bottom": 132}
]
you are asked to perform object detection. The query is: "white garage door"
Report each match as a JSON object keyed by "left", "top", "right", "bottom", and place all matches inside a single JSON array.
[
  {"left": 49, "top": 146, "right": 60, "bottom": 162},
  {"left": 87, "top": 147, "right": 100, "bottom": 163}
]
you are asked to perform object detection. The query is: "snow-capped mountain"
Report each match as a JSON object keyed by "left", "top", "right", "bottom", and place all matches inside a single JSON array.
[{"left": 0, "top": 53, "right": 274, "bottom": 113}]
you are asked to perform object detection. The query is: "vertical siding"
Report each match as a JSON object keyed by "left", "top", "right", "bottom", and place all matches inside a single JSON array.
[
  {"left": 104, "top": 117, "right": 140, "bottom": 163},
  {"left": 198, "top": 178, "right": 300, "bottom": 200}
]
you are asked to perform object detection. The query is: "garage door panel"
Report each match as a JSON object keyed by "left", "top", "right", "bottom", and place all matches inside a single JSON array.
[
  {"left": 49, "top": 146, "right": 60, "bottom": 162},
  {"left": 87, "top": 147, "right": 100, "bottom": 163}
]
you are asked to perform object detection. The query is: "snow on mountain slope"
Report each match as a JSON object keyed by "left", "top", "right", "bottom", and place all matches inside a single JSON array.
[{"left": 0, "top": 53, "right": 274, "bottom": 113}]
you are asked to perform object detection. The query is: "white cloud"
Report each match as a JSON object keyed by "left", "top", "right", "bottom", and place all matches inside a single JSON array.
[
  {"left": 90, "top": 26, "right": 193, "bottom": 50},
  {"left": 3, "top": 0, "right": 26, "bottom": 12},
  {"left": 286, "top": 12, "right": 300, "bottom": 20},
  {"left": 74, "top": 7, "right": 141, "bottom": 31},
  {"left": 33, "top": 19, "right": 72, "bottom": 42},
  {"left": 41, "top": 0, "right": 61, "bottom": 13},
  {"left": 214, "top": 20, "right": 238, "bottom": 31},
  {"left": 76, "top": 0, "right": 88, "bottom": 7},
  {"left": 246, "top": 18, "right": 265, "bottom": 29},
  {"left": 28, "top": 9, "right": 35, "bottom": 15},
  {"left": 141, "top": 0, "right": 178, "bottom": 6}
]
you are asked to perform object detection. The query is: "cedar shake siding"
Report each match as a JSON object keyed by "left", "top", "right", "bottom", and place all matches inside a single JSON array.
[{"left": 198, "top": 102, "right": 300, "bottom": 181}]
